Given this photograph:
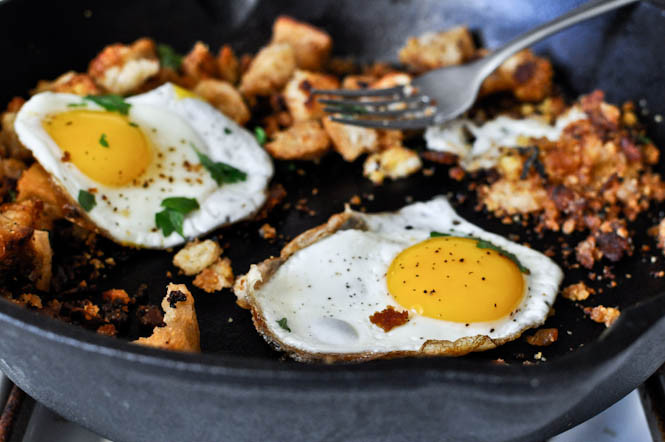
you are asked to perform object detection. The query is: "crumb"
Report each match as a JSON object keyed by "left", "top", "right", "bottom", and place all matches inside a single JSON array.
[
  {"left": 562, "top": 281, "right": 595, "bottom": 301},
  {"left": 193, "top": 257, "right": 234, "bottom": 293},
  {"left": 525, "top": 328, "right": 558, "bottom": 346},
  {"left": 259, "top": 223, "right": 277, "bottom": 239},
  {"left": 173, "top": 239, "right": 222, "bottom": 275},
  {"left": 584, "top": 305, "right": 621, "bottom": 327},
  {"left": 102, "top": 288, "right": 131, "bottom": 305},
  {"left": 97, "top": 323, "right": 117, "bottom": 336},
  {"left": 349, "top": 195, "right": 361, "bottom": 205}
]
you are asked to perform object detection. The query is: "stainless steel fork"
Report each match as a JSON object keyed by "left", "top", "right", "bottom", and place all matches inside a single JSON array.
[{"left": 313, "top": 0, "right": 639, "bottom": 130}]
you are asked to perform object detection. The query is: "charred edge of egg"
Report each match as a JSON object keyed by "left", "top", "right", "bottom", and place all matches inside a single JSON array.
[{"left": 234, "top": 205, "right": 556, "bottom": 363}]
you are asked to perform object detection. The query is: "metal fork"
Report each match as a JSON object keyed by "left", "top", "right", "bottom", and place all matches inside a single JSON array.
[{"left": 313, "top": 0, "right": 639, "bottom": 130}]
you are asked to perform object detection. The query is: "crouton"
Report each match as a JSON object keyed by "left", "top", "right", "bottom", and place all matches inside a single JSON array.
[
  {"left": 182, "top": 41, "right": 218, "bottom": 82},
  {"left": 377, "top": 129, "right": 404, "bottom": 150},
  {"left": 193, "top": 79, "right": 250, "bottom": 125},
  {"left": 584, "top": 305, "right": 620, "bottom": 327},
  {"left": 322, "top": 117, "right": 379, "bottom": 161},
  {"left": 33, "top": 71, "right": 102, "bottom": 96},
  {"left": 88, "top": 38, "right": 160, "bottom": 95},
  {"left": 562, "top": 281, "right": 595, "bottom": 301},
  {"left": 217, "top": 44, "right": 240, "bottom": 84},
  {"left": 172, "top": 239, "right": 222, "bottom": 275},
  {"left": 25, "top": 230, "right": 52, "bottom": 291},
  {"left": 17, "top": 163, "right": 70, "bottom": 221},
  {"left": 134, "top": 283, "right": 200, "bottom": 352},
  {"left": 265, "top": 120, "right": 331, "bottom": 160},
  {"left": 193, "top": 257, "right": 234, "bottom": 293},
  {"left": 363, "top": 145, "right": 422, "bottom": 184},
  {"left": 399, "top": 26, "right": 476, "bottom": 73},
  {"left": 240, "top": 43, "right": 296, "bottom": 97},
  {"left": 525, "top": 328, "right": 558, "bottom": 346},
  {"left": 371, "top": 72, "right": 412, "bottom": 89},
  {"left": 480, "top": 49, "right": 552, "bottom": 102},
  {"left": 271, "top": 15, "right": 332, "bottom": 71},
  {"left": 283, "top": 70, "right": 339, "bottom": 122},
  {"left": 102, "top": 288, "right": 131, "bottom": 305},
  {"left": 342, "top": 75, "right": 376, "bottom": 90}
]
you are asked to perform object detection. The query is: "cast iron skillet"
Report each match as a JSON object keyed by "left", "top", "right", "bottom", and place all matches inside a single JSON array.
[{"left": 1, "top": 0, "right": 665, "bottom": 441}]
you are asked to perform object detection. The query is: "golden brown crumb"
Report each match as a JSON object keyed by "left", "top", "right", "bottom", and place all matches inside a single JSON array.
[
  {"left": 322, "top": 116, "right": 378, "bottom": 161},
  {"left": 398, "top": 26, "right": 476, "bottom": 73},
  {"left": 259, "top": 223, "right": 277, "bottom": 239},
  {"left": 15, "top": 293, "right": 43, "bottom": 309},
  {"left": 172, "top": 239, "right": 222, "bottom": 276},
  {"left": 181, "top": 41, "right": 217, "bottom": 81},
  {"left": 271, "top": 15, "right": 332, "bottom": 71},
  {"left": 193, "top": 79, "right": 250, "bottom": 125},
  {"left": 349, "top": 195, "right": 362, "bottom": 205},
  {"left": 264, "top": 120, "right": 331, "bottom": 160},
  {"left": 32, "top": 71, "right": 102, "bottom": 96},
  {"left": 26, "top": 230, "right": 52, "bottom": 291},
  {"left": 562, "top": 281, "right": 595, "bottom": 301},
  {"left": 584, "top": 305, "right": 620, "bottom": 327},
  {"left": 525, "top": 328, "right": 558, "bottom": 346},
  {"left": 88, "top": 38, "right": 159, "bottom": 95},
  {"left": 97, "top": 324, "right": 117, "bottom": 336},
  {"left": 102, "top": 288, "right": 131, "bottom": 305},
  {"left": 479, "top": 49, "right": 552, "bottom": 102},
  {"left": 342, "top": 75, "right": 376, "bottom": 90},
  {"left": 217, "top": 44, "right": 240, "bottom": 84},
  {"left": 283, "top": 70, "right": 339, "bottom": 122},
  {"left": 240, "top": 43, "right": 296, "bottom": 97},
  {"left": 363, "top": 146, "right": 422, "bottom": 184},
  {"left": 371, "top": 72, "right": 412, "bottom": 89},
  {"left": 134, "top": 283, "right": 201, "bottom": 352},
  {"left": 193, "top": 257, "right": 234, "bottom": 293},
  {"left": 369, "top": 306, "right": 409, "bottom": 332}
]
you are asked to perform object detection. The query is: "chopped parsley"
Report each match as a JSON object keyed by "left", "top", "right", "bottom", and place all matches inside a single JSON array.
[
  {"left": 637, "top": 134, "right": 653, "bottom": 145},
  {"left": 224, "top": 127, "right": 232, "bottom": 135},
  {"left": 67, "top": 102, "right": 87, "bottom": 108},
  {"left": 85, "top": 94, "right": 131, "bottom": 115},
  {"left": 191, "top": 143, "right": 247, "bottom": 185},
  {"left": 429, "top": 232, "right": 530, "bottom": 274},
  {"left": 155, "top": 197, "right": 199, "bottom": 238},
  {"left": 157, "top": 44, "right": 183, "bottom": 70},
  {"left": 128, "top": 122, "right": 139, "bottom": 128},
  {"left": 78, "top": 190, "right": 96, "bottom": 212},
  {"left": 99, "top": 133, "right": 109, "bottom": 147},
  {"left": 277, "top": 317, "right": 291, "bottom": 332},
  {"left": 254, "top": 126, "right": 267, "bottom": 145}
]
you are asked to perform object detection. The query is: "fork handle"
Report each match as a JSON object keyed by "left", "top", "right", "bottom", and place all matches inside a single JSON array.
[{"left": 480, "top": 0, "right": 640, "bottom": 78}]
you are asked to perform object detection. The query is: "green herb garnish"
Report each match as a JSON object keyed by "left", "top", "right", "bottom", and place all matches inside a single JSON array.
[
  {"left": 128, "top": 122, "right": 139, "bottom": 128},
  {"left": 99, "top": 133, "right": 109, "bottom": 148},
  {"left": 277, "top": 318, "right": 291, "bottom": 332},
  {"left": 67, "top": 102, "right": 87, "bottom": 108},
  {"left": 157, "top": 44, "right": 183, "bottom": 70},
  {"left": 224, "top": 127, "right": 232, "bottom": 135},
  {"left": 429, "top": 232, "right": 530, "bottom": 274},
  {"left": 191, "top": 144, "right": 247, "bottom": 185},
  {"left": 637, "top": 134, "right": 653, "bottom": 145},
  {"left": 155, "top": 197, "right": 199, "bottom": 238},
  {"left": 85, "top": 94, "right": 131, "bottom": 115},
  {"left": 78, "top": 190, "right": 96, "bottom": 212},
  {"left": 254, "top": 126, "right": 267, "bottom": 145}
]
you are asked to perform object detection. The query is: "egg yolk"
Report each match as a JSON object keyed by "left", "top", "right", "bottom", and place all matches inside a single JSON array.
[
  {"left": 43, "top": 110, "right": 151, "bottom": 187},
  {"left": 386, "top": 236, "right": 525, "bottom": 322}
]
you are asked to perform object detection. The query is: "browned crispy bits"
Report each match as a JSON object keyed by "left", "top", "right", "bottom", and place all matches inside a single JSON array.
[
  {"left": 369, "top": 306, "right": 409, "bottom": 332},
  {"left": 525, "top": 328, "right": 558, "bottom": 346}
]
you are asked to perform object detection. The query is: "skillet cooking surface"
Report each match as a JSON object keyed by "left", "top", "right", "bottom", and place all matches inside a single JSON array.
[{"left": 2, "top": 0, "right": 665, "bottom": 441}]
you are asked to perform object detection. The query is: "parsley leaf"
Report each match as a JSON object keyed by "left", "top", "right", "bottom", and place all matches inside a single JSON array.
[
  {"left": 78, "top": 190, "right": 96, "bottom": 212},
  {"left": 224, "top": 127, "right": 232, "bottom": 135},
  {"left": 191, "top": 144, "right": 247, "bottom": 185},
  {"left": 99, "top": 133, "right": 109, "bottom": 148},
  {"left": 254, "top": 126, "right": 267, "bottom": 145},
  {"left": 161, "top": 197, "right": 199, "bottom": 213},
  {"left": 277, "top": 318, "right": 291, "bottom": 332},
  {"left": 157, "top": 44, "right": 183, "bottom": 70},
  {"left": 128, "top": 122, "right": 139, "bottom": 128},
  {"left": 67, "top": 102, "right": 87, "bottom": 108},
  {"left": 155, "top": 197, "right": 199, "bottom": 238},
  {"left": 85, "top": 94, "right": 131, "bottom": 115},
  {"left": 429, "top": 232, "right": 530, "bottom": 274}
]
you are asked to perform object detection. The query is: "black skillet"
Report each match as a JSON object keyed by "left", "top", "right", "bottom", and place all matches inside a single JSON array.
[{"left": 1, "top": 0, "right": 665, "bottom": 440}]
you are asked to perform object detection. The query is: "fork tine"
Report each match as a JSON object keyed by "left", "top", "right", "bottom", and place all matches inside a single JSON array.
[
  {"left": 311, "top": 86, "right": 405, "bottom": 98},
  {"left": 323, "top": 101, "right": 432, "bottom": 117},
  {"left": 330, "top": 115, "right": 436, "bottom": 130},
  {"left": 317, "top": 94, "right": 430, "bottom": 108}
]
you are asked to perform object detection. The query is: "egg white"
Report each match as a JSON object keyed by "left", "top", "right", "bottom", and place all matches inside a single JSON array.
[
  {"left": 238, "top": 197, "right": 563, "bottom": 359},
  {"left": 424, "top": 106, "right": 587, "bottom": 171},
  {"left": 14, "top": 83, "right": 273, "bottom": 248}
]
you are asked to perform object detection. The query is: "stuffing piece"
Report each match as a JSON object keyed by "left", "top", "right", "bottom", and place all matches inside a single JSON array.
[
  {"left": 584, "top": 305, "right": 620, "bottom": 327},
  {"left": 32, "top": 71, "right": 101, "bottom": 96},
  {"left": 172, "top": 239, "right": 222, "bottom": 276},
  {"left": 363, "top": 146, "right": 423, "bottom": 184},
  {"left": 562, "top": 282, "right": 595, "bottom": 301},
  {"left": 193, "top": 257, "right": 234, "bottom": 293},
  {"left": 102, "top": 288, "right": 131, "bottom": 305},
  {"left": 264, "top": 120, "right": 331, "bottom": 160},
  {"left": 283, "top": 70, "right": 339, "bottom": 122},
  {"left": 525, "top": 328, "right": 558, "bottom": 346},
  {"left": 258, "top": 223, "right": 277, "bottom": 239},
  {"left": 217, "top": 44, "right": 240, "bottom": 84},
  {"left": 17, "top": 164, "right": 71, "bottom": 222},
  {"left": 322, "top": 116, "right": 379, "bottom": 161},
  {"left": 239, "top": 43, "right": 296, "bottom": 97},
  {"left": 134, "top": 283, "right": 200, "bottom": 352},
  {"left": 271, "top": 15, "right": 332, "bottom": 71},
  {"left": 88, "top": 38, "right": 160, "bottom": 95},
  {"left": 193, "top": 79, "right": 250, "bottom": 125},
  {"left": 182, "top": 41, "right": 218, "bottom": 81},
  {"left": 479, "top": 49, "right": 552, "bottom": 102},
  {"left": 480, "top": 176, "right": 549, "bottom": 215},
  {"left": 398, "top": 26, "right": 476, "bottom": 73}
]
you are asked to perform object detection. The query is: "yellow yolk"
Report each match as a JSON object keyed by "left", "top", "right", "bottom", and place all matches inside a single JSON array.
[
  {"left": 387, "top": 236, "right": 525, "bottom": 322},
  {"left": 43, "top": 110, "right": 151, "bottom": 187},
  {"left": 172, "top": 85, "right": 199, "bottom": 100}
]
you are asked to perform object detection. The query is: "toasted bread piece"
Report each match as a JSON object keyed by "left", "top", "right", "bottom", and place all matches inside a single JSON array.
[
  {"left": 193, "top": 79, "right": 250, "bottom": 125},
  {"left": 399, "top": 26, "right": 476, "bottom": 73},
  {"left": 322, "top": 117, "right": 379, "bottom": 162},
  {"left": 363, "top": 145, "right": 422, "bottom": 184},
  {"left": 271, "top": 16, "right": 332, "bottom": 71},
  {"left": 173, "top": 239, "right": 222, "bottom": 276},
  {"left": 480, "top": 49, "right": 552, "bottom": 102},
  {"left": 240, "top": 43, "right": 296, "bottom": 97},
  {"left": 217, "top": 44, "right": 240, "bottom": 84},
  {"left": 193, "top": 257, "right": 234, "bottom": 293},
  {"left": 33, "top": 71, "right": 102, "bottom": 96},
  {"left": 265, "top": 120, "right": 331, "bottom": 160},
  {"left": 182, "top": 41, "right": 218, "bottom": 81},
  {"left": 283, "top": 70, "right": 339, "bottom": 122}
]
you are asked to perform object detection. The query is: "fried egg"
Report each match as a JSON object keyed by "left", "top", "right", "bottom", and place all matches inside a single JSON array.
[
  {"left": 235, "top": 197, "right": 563, "bottom": 362},
  {"left": 424, "top": 106, "right": 587, "bottom": 171},
  {"left": 14, "top": 83, "right": 273, "bottom": 248}
]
